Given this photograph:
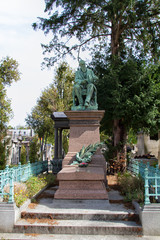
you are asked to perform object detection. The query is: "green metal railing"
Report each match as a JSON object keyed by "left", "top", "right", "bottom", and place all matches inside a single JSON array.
[
  {"left": 0, "top": 160, "right": 48, "bottom": 203},
  {"left": 128, "top": 159, "right": 160, "bottom": 205}
]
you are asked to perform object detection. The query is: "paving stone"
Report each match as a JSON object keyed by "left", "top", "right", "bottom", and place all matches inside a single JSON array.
[
  {"left": 108, "top": 190, "right": 124, "bottom": 201},
  {"left": 1, "top": 233, "right": 159, "bottom": 240}
]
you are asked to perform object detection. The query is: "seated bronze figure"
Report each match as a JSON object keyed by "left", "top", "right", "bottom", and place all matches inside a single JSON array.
[{"left": 71, "top": 60, "right": 98, "bottom": 110}]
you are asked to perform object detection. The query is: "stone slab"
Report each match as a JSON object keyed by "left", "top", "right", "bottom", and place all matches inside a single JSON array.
[
  {"left": 21, "top": 210, "right": 137, "bottom": 221},
  {"left": 68, "top": 126, "right": 100, "bottom": 153},
  {"left": 1, "top": 233, "right": 159, "bottom": 240},
  {"left": 57, "top": 166, "right": 105, "bottom": 181},
  {"left": 142, "top": 204, "right": 160, "bottom": 236},
  {"left": 55, "top": 164, "right": 108, "bottom": 199},
  {"left": 54, "top": 189, "right": 108, "bottom": 200},
  {"left": 59, "top": 180, "right": 105, "bottom": 190},
  {"left": 13, "top": 218, "right": 142, "bottom": 235},
  {"left": 108, "top": 190, "right": 124, "bottom": 201},
  {"left": 0, "top": 203, "right": 16, "bottom": 233},
  {"left": 64, "top": 110, "right": 105, "bottom": 121}
]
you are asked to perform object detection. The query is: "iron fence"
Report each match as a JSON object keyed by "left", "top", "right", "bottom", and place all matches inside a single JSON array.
[
  {"left": 0, "top": 160, "right": 48, "bottom": 204},
  {"left": 127, "top": 159, "right": 160, "bottom": 204}
]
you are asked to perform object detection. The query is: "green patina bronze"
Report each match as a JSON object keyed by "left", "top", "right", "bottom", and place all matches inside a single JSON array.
[
  {"left": 71, "top": 142, "right": 103, "bottom": 167},
  {"left": 71, "top": 60, "right": 98, "bottom": 110}
]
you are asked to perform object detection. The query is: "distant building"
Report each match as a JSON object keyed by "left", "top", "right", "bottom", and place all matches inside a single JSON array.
[
  {"left": 6, "top": 129, "right": 53, "bottom": 165},
  {"left": 7, "top": 129, "right": 34, "bottom": 139},
  {"left": 6, "top": 129, "right": 35, "bottom": 165}
]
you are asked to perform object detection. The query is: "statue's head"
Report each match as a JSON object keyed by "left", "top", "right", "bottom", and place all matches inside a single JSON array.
[{"left": 79, "top": 59, "right": 86, "bottom": 72}]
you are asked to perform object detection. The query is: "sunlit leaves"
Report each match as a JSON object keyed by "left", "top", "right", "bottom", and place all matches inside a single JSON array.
[{"left": 0, "top": 57, "right": 20, "bottom": 86}]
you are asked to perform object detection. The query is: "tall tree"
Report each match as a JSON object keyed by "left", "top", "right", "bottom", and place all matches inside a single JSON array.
[
  {"left": 33, "top": 0, "right": 160, "bottom": 162},
  {"left": 29, "top": 136, "right": 41, "bottom": 163},
  {"left": 0, "top": 57, "right": 20, "bottom": 134},
  {"left": 33, "top": 0, "right": 160, "bottom": 64},
  {"left": 25, "top": 62, "right": 74, "bottom": 154},
  {"left": 54, "top": 62, "right": 74, "bottom": 110},
  {"left": 0, "top": 57, "right": 20, "bottom": 169},
  {"left": 25, "top": 84, "right": 57, "bottom": 154},
  {"left": 93, "top": 55, "right": 160, "bottom": 159}
]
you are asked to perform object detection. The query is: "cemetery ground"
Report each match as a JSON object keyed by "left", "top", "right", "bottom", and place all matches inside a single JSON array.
[{"left": 1, "top": 173, "right": 159, "bottom": 239}]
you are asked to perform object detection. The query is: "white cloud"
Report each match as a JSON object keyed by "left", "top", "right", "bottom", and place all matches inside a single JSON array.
[{"left": 0, "top": 0, "right": 46, "bottom": 18}]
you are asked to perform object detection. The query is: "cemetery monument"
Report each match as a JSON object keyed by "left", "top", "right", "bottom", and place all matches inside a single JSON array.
[{"left": 54, "top": 59, "right": 108, "bottom": 199}]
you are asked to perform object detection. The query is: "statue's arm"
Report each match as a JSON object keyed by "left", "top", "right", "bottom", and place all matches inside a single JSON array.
[
  {"left": 87, "top": 69, "right": 98, "bottom": 83},
  {"left": 75, "top": 71, "right": 81, "bottom": 84}
]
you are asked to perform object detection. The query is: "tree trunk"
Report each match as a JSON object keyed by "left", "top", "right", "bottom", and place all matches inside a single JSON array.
[
  {"left": 39, "top": 137, "right": 44, "bottom": 160},
  {"left": 111, "top": 21, "right": 120, "bottom": 56},
  {"left": 111, "top": 19, "right": 127, "bottom": 171},
  {"left": 113, "top": 119, "right": 127, "bottom": 171}
]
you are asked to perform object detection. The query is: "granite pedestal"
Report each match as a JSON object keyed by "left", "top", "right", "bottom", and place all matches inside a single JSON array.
[{"left": 54, "top": 110, "right": 108, "bottom": 200}]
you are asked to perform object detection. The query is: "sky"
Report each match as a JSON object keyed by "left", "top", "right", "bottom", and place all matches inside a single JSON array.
[{"left": 0, "top": 0, "right": 81, "bottom": 128}]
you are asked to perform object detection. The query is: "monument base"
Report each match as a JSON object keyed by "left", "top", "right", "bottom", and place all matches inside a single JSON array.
[
  {"left": 54, "top": 110, "right": 108, "bottom": 200},
  {"left": 54, "top": 163, "right": 108, "bottom": 199}
]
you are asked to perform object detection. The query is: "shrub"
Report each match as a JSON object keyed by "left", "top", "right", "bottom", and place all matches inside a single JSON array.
[
  {"left": 4, "top": 182, "right": 28, "bottom": 207},
  {"left": 26, "top": 175, "right": 46, "bottom": 198},
  {"left": 44, "top": 173, "right": 56, "bottom": 186},
  {"left": 118, "top": 171, "right": 144, "bottom": 203},
  {"left": 3, "top": 173, "right": 56, "bottom": 207}
]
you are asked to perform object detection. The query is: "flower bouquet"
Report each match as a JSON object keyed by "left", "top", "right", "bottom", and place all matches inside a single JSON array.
[{"left": 79, "top": 162, "right": 88, "bottom": 167}]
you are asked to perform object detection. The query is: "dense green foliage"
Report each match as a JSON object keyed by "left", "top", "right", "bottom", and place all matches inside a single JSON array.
[
  {"left": 118, "top": 171, "right": 144, "bottom": 203},
  {"left": 92, "top": 56, "right": 160, "bottom": 161},
  {"left": 29, "top": 136, "right": 40, "bottom": 163},
  {"left": 0, "top": 57, "right": 20, "bottom": 170},
  {"left": 94, "top": 57, "right": 160, "bottom": 135},
  {"left": 0, "top": 141, "right": 7, "bottom": 170},
  {"left": 20, "top": 145, "right": 27, "bottom": 165},
  {"left": 26, "top": 62, "right": 74, "bottom": 154},
  {"left": 26, "top": 84, "right": 56, "bottom": 150}
]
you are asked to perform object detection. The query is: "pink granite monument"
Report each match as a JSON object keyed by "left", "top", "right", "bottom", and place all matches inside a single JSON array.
[{"left": 54, "top": 110, "right": 108, "bottom": 199}]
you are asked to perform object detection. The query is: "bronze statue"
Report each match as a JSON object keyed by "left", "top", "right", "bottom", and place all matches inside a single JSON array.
[{"left": 71, "top": 60, "right": 98, "bottom": 110}]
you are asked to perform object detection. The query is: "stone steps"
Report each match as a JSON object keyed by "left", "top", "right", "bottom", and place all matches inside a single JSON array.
[
  {"left": 13, "top": 208, "right": 142, "bottom": 235},
  {"left": 12, "top": 186, "right": 142, "bottom": 236},
  {"left": 14, "top": 218, "right": 142, "bottom": 235},
  {"left": 21, "top": 211, "right": 139, "bottom": 221}
]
